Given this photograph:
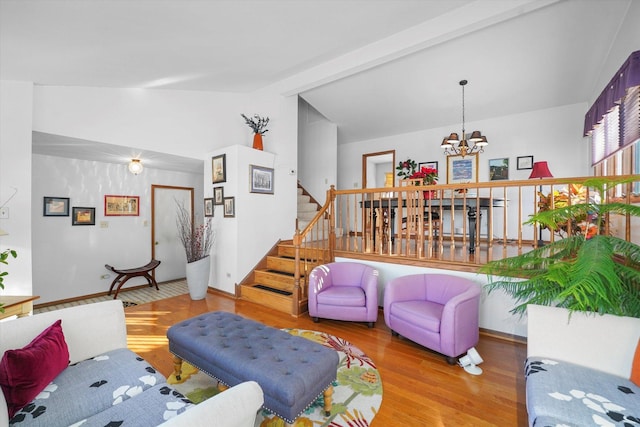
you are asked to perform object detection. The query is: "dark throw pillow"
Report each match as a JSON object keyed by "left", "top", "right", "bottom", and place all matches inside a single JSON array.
[{"left": 0, "top": 319, "right": 69, "bottom": 419}]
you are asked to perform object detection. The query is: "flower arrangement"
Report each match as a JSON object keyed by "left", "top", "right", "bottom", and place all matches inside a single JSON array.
[
  {"left": 396, "top": 159, "right": 417, "bottom": 179},
  {"left": 175, "top": 201, "right": 215, "bottom": 263},
  {"left": 409, "top": 166, "right": 438, "bottom": 185},
  {"left": 241, "top": 114, "right": 269, "bottom": 135}
]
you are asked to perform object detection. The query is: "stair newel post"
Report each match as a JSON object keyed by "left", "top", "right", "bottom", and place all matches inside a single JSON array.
[
  {"left": 293, "top": 227, "right": 302, "bottom": 316},
  {"left": 328, "top": 185, "right": 336, "bottom": 262}
]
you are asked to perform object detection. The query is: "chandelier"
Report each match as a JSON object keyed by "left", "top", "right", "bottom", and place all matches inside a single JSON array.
[{"left": 441, "top": 79, "right": 488, "bottom": 157}]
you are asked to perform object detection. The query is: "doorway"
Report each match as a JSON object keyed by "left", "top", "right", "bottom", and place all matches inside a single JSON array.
[
  {"left": 362, "top": 150, "right": 395, "bottom": 189},
  {"left": 151, "top": 185, "right": 194, "bottom": 283}
]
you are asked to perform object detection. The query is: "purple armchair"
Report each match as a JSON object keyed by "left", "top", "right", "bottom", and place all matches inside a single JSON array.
[
  {"left": 383, "top": 274, "right": 481, "bottom": 363},
  {"left": 308, "top": 262, "right": 379, "bottom": 328}
]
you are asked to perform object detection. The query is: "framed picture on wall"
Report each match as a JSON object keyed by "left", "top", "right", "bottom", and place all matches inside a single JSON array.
[
  {"left": 104, "top": 195, "right": 139, "bottom": 216},
  {"left": 249, "top": 165, "right": 274, "bottom": 194},
  {"left": 517, "top": 155, "right": 534, "bottom": 170},
  {"left": 72, "top": 207, "right": 95, "bottom": 226},
  {"left": 214, "top": 186, "right": 224, "bottom": 205},
  {"left": 204, "top": 198, "right": 214, "bottom": 217},
  {"left": 446, "top": 154, "right": 478, "bottom": 184},
  {"left": 223, "top": 196, "right": 235, "bottom": 218},
  {"left": 43, "top": 196, "right": 70, "bottom": 216},
  {"left": 212, "top": 154, "right": 226, "bottom": 184},
  {"left": 489, "top": 158, "right": 509, "bottom": 181}
]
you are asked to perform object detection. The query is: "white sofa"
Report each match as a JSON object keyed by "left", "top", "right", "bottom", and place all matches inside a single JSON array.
[
  {"left": 0, "top": 300, "right": 264, "bottom": 427},
  {"left": 526, "top": 304, "right": 640, "bottom": 426}
]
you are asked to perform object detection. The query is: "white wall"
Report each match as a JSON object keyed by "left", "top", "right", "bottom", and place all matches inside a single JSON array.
[
  {"left": 0, "top": 81, "right": 33, "bottom": 296},
  {"left": 32, "top": 154, "right": 203, "bottom": 304},
  {"left": 298, "top": 98, "right": 338, "bottom": 205}
]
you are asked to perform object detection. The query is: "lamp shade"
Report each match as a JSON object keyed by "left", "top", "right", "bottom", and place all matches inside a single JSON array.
[{"left": 529, "top": 161, "right": 553, "bottom": 179}]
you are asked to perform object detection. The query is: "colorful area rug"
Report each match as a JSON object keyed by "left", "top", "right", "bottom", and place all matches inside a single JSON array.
[{"left": 167, "top": 329, "right": 382, "bottom": 427}]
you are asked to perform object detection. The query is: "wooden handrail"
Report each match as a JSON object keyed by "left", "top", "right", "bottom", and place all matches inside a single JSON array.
[{"left": 291, "top": 175, "right": 640, "bottom": 313}]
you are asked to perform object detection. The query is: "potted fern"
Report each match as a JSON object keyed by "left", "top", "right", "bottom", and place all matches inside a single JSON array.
[{"left": 481, "top": 176, "right": 640, "bottom": 318}]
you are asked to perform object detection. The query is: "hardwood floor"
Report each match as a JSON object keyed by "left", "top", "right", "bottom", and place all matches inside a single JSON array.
[{"left": 124, "top": 292, "right": 528, "bottom": 426}]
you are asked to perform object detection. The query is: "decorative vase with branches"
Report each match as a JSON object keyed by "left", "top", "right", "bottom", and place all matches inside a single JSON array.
[
  {"left": 175, "top": 202, "right": 214, "bottom": 263},
  {"left": 241, "top": 113, "right": 269, "bottom": 150},
  {"left": 481, "top": 176, "right": 640, "bottom": 318}
]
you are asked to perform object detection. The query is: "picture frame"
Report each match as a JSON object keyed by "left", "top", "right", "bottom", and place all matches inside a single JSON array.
[
  {"left": 213, "top": 186, "right": 224, "bottom": 205},
  {"left": 418, "top": 161, "right": 439, "bottom": 175},
  {"left": 212, "top": 154, "right": 226, "bottom": 184},
  {"left": 517, "top": 155, "right": 534, "bottom": 170},
  {"left": 223, "top": 196, "right": 235, "bottom": 218},
  {"left": 43, "top": 196, "right": 70, "bottom": 216},
  {"left": 489, "top": 158, "right": 510, "bottom": 181},
  {"left": 72, "top": 207, "right": 95, "bottom": 226},
  {"left": 104, "top": 195, "right": 140, "bottom": 216},
  {"left": 204, "top": 198, "right": 214, "bottom": 217},
  {"left": 249, "top": 165, "right": 274, "bottom": 194},
  {"left": 446, "top": 154, "right": 478, "bottom": 184}
]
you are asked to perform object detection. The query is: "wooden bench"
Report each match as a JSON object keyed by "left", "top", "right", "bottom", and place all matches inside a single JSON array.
[{"left": 105, "top": 259, "right": 161, "bottom": 299}]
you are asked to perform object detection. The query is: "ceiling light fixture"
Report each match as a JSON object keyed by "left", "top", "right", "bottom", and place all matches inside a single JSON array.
[
  {"left": 128, "top": 159, "right": 143, "bottom": 175},
  {"left": 441, "top": 80, "right": 488, "bottom": 158}
]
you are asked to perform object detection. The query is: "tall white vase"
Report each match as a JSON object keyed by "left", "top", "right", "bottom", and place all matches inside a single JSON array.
[{"left": 185, "top": 256, "right": 210, "bottom": 300}]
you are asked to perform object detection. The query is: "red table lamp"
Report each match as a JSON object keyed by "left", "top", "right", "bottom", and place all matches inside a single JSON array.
[{"left": 529, "top": 161, "right": 553, "bottom": 246}]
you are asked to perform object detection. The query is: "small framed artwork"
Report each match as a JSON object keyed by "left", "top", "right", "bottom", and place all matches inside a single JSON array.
[
  {"left": 72, "top": 207, "right": 95, "bottom": 226},
  {"left": 204, "top": 198, "right": 214, "bottom": 217},
  {"left": 418, "top": 161, "right": 438, "bottom": 174},
  {"left": 250, "top": 165, "right": 274, "bottom": 194},
  {"left": 213, "top": 186, "right": 224, "bottom": 205},
  {"left": 223, "top": 196, "right": 235, "bottom": 218},
  {"left": 212, "top": 154, "right": 226, "bottom": 184},
  {"left": 104, "top": 195, "right": 139, "bottom": 216},
  {"left": 447, "top": 154, "right": 478, "bottom": 184},
  {"left": 489, "top": 158, "right": 509, "bottom": 181},
  {"left": 43, "top": 196, "right": 70, "bottom": 216},
  {"left": 517, "top": 155, "right": 534, "bottom": 170}
]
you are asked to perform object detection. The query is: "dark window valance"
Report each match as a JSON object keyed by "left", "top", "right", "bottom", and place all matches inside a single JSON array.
[{"left": 584, "top": 50, "right": 640, "bottom": 136}]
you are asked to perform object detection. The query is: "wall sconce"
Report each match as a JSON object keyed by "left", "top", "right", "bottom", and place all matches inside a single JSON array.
[
  {"left": 458, "top": 347, "right": 484, "bottom": 375},
  {"left": 128, "top": 159, "right": 143, "bottom": 175},
  {"left": 0, "top": 228, "right": 8, "bottom": 236}
]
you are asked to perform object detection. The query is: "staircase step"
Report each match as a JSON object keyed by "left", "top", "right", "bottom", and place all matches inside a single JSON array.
[
  {"left": 239, "top": 284, "right": 295, "bottom": 314},
  {"left": 277, "top": 244, "right": 329, "bottom": 261},
  {"left": 298, "top": 210, "right": 318, "bottom": 221},
  {"left": 297, "top": 194, "right": 311, "bottom": 204},
  {"left": 254, "top": 270, "right": 295, "bottom": 290},
  {"left": 298, "top": 203, "right": 318, "bottom": 213},
  {"left": 266, "top": 255, "right": 296, "bottom": 274}
]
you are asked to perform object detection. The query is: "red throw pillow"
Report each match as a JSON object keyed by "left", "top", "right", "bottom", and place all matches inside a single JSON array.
[
  {"left": 0, "top": 319, "right": 69, "bottom": 419},
  {"left": 632, "top": 338, "right": 640, "bottom": 386}
]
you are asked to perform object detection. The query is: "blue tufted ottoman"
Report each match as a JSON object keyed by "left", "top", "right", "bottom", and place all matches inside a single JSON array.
[{"left": 167, "top": 311, "right": 339, "bottom": 425}]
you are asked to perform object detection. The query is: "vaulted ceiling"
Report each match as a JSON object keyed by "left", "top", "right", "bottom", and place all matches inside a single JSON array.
[{"left": 1, "top": 0, "right": 634, "bottom": 169}]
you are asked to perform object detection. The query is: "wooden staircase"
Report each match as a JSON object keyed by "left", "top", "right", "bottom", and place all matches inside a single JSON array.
[
  {"left": 237, "top": 181, "right": 333, "bottom": 317},
  {"left": 237, "top": 241, "right": 327, "bottom": 316}
]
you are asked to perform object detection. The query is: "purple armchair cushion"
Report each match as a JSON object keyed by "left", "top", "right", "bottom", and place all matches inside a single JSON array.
[
  {"left": 316, "top": 286, "right": 366, "bottom": 307},
  {"left": 388, "top": 300, "right": 443, "bottom": 333}
]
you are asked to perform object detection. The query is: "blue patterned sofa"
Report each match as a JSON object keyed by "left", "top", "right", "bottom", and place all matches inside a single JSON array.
[
  {"left": 0, "top": 300, "right": 263, "bottom": 427},
  {"left": 526, "top": 304, "right": 640, "bottom": 427}
]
